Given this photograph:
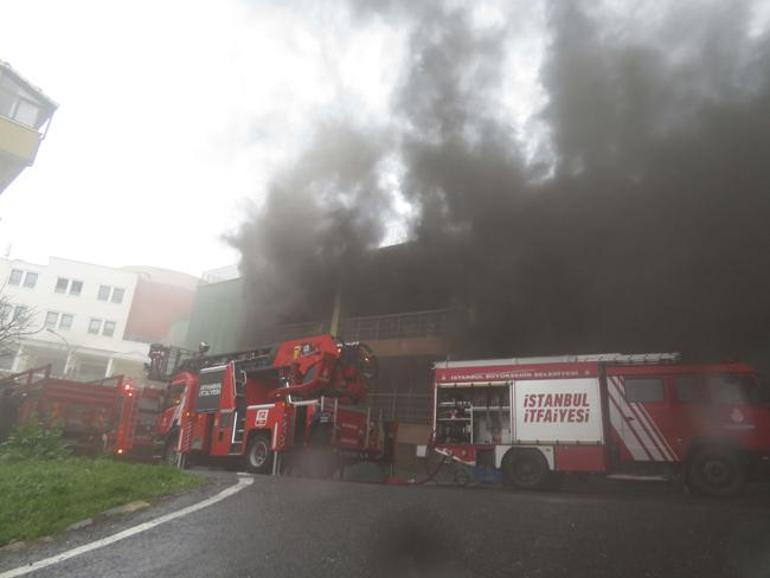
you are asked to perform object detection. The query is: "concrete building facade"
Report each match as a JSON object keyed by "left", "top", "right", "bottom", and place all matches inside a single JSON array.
[
  {"left": 0, "top": 257, "right": 196, "bottom": 382},
  {"left": 184, "top": 251, "right": 455, "bottom": 424}
]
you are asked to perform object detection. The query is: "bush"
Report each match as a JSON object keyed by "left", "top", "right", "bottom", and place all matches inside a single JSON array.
[{"left": 0, "top": 421, "right": 72, "bottom": 463}]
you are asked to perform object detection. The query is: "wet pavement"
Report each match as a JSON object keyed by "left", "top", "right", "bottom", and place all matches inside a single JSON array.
[{"left": 2, "top": 468, "right": 770, "bottom": 578}]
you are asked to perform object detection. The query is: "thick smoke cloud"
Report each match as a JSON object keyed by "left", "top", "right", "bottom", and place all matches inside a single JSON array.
[{"left": 231, "top": 0, "right": 770, "bottom": 367}]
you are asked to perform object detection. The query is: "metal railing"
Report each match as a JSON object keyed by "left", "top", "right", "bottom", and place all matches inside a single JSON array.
[
  {"left": 268, "top": 321, "right": 329, "bottom": 342},
  {"left": 367, "top": 391, "right": 432, "bottom": 424},
  {"left": 0, "top": 364, "right": 52, "bottom": 389},
  {"left": 341, "top": 309, "right": 451, "bottom": 342}
]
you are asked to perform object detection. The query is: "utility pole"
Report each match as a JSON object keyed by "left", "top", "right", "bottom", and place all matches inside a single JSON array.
[{"left": 46, "top": 328, "right": 73, "bottom": 376}]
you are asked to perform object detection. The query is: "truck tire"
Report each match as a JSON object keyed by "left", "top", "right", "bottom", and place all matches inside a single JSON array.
[
  {"left": 502, "top": 448, "right": 549, "bottom": 490},
  {"left": 687, "top": 447, "right": 746, "bottom": 497},
  {"left": 245, "top": 432, "right": 274, "bottom": 475}
]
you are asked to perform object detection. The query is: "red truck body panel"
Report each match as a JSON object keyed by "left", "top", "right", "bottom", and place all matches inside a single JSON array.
[
  {"left": 1, "top": 366, "right": 162, "bottom": 456},
  {"left": 433, "top": 354, "right": 770, "bottom": 479}
]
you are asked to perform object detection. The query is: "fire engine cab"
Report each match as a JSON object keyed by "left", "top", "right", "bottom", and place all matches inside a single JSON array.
[
  {"left": 433, "top": 353, "right": 770, "bottom": 496},
  {"left": 148, "top": 334, "right": 384, "bottom": 475}
]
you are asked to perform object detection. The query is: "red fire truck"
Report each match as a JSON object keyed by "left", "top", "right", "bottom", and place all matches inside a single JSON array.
[
  {"left": 147, "top": 334, "right": 385, "bottom": 475},
  {"left": 0, "top": 364, "right": 162, "bottom": 457},
  {"left": 432, "top": 353, "right": 770, "bottom": 496}
]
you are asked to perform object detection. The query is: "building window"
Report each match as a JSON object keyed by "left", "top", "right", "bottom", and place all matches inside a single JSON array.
[
  {"left": 55, "top": 278, "right": 69, "bottom": 294},
  {"left": 624, "top": 378, "right": 665, "bottom": 403},
  {"left": 13, "top": 98, "right": 39, "bottom": 127},
  {"left": 102, "top": 320, "right": 116, "bottom": 337},
  {"left": 88, "top": 318, "right": 102, "bottom": 335},
  {"left": 8, "top": 269, "right": 22, "bottom": 286},
  {"left": 45, "top": 311, "right": 59, "bottom": 328},
  {"left": 111, "top": 288, "right": 125, "bottom": 304},
  {"left": 69, "top": 280, "right": 83, "bottom": 296},
  {"left": 0, "top": 74, "right": 43, "bottom": 129},
  {"left": 59, "top": 313, "right": 73, "bottom": 330},
  {"left": 0, "top": 74, "right": 47, "bottom": 129},
  {"left": 22, "top": 272, "right": 38, "bottom": 288},
  {"left": 97, "top": 285, "right": 110, "bottom": 301},
  {"left": 12, "top": 305, "right": 26, "bottom": 321}
]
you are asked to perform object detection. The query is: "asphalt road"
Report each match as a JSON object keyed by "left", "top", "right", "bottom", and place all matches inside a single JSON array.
[{"left": 3, "top": 471, "right": 770, "bottom": 578}]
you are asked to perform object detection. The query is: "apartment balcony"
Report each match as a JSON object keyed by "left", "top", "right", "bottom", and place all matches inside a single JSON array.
[{"left": 0, "top": 61, "right": 56, "bottom": 194}]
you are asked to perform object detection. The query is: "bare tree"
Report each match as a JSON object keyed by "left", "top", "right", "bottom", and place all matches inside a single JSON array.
[{"left": 0, "top": 292, "right": 37, "bottom": 370}]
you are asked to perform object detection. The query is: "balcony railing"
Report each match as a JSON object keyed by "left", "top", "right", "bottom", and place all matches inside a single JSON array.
[{"left": 341, "top": 309, "right": 451, "bottom": 342}]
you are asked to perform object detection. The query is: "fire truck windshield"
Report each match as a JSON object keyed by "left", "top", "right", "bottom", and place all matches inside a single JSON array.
[{"left": 706, "top": 374, "right": 765, "bottom": 405}]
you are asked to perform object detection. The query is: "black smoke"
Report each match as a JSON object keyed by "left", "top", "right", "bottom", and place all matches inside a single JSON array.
[{"left": 230, "top": 0, "right": 770, "bottom": 368}]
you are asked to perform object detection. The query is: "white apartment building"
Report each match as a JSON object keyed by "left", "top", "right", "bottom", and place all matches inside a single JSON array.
[{"left": 0, "top": 257, "right": 151, "bottom": 381}]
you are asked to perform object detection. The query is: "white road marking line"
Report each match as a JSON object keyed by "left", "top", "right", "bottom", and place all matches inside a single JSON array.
[{"left": 0, "top": 476, "right": 254, "bottom": 578}]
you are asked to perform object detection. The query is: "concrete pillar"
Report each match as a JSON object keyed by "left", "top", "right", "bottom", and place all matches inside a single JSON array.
[
  {"left": 329, "top": 288, "right": 343, "bottom": 336},
  {"left": 10, "top": 344, "right": 24, "bottom": 372},
  {"left": 63, "top": 350, "right": 73, "bottom": 377}
]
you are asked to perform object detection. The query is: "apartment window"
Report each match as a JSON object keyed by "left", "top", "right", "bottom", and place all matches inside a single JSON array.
[
  {"left": 55, "top": 278, "right": 69, "bottom": 293},
  {"left": 59, "top": 313, "right": 73, "bottom": 330},
  {"left": 22, "top": 272, "right": 38, "bottom": 288},
  {"left": 12, "top": 305, "right": 27, "bottom": 321},
  {"left": 13, "top": 98, "right": 39, "bottom": 127},
  {"left": 8, "top": 269, "right": 22, "bottom": 286},
  {"left": 0, "top": 74, "right": 44, "bottom": 130},
  {"left": 69, "top": 280, "right": 83, "bottom": 296},
  {"left": 44, "top": 311, "right": 59, "bottom": 328},
  {"left": 102, "top": 320, "right": 116, "bottom": 337},
  {"left": 97, "top": 285, "right": 110, "bottom": 301},
  {"left": 111, "top": 288, "right": 125, "bottom": 304},
  {"left": 88, "top": 318, "right": 102, "bottom": 335}
]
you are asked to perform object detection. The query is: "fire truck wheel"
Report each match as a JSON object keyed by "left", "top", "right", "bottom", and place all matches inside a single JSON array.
[
  {"left": 245, "top": 433, "right": 274, "bottom": 474},
  {"left": 501, "top": 449, "right": 549, "bottom": 490},
  {"left": 687, "top": 447, "right": 746, "bottom": 497}
]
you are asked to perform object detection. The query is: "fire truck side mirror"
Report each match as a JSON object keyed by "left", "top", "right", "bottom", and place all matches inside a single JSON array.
[{"left": 198, "top": 342, "right": 210, "bottom": 355}]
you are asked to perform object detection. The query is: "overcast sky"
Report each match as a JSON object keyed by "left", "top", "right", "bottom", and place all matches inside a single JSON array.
[{"left": 0, "top": 0, "right": 414, "bottom": 276}]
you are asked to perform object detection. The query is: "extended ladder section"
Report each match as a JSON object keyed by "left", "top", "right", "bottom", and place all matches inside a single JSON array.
[
  {"left": 230, "top": 366, "right": 248, "bottom": 454},
  {"left": 182, "top": 345, "right": 276, "bottom": 374},
  {"left": 436, "top": 352, "right": 681, "bottom": 369},
  {"left": 148, "top": 343, "right": 277, "bottom": 381}
]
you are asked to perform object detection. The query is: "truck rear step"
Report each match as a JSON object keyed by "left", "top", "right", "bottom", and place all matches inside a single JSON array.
[{"left": 606, "top": 474, "right": 669, "bottom": 482}]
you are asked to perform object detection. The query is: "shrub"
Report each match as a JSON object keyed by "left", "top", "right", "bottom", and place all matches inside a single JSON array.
[{"left": 0, "top": 421, "right": 72, "bottom": 463}]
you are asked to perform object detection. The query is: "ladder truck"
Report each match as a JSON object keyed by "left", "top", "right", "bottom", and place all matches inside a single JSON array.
[{"left": 147, "top": 334, "right": 385, "bottom": 475}]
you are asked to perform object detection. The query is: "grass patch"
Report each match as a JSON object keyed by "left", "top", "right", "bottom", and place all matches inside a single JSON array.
[{"left": 0, "top": 458, "right": 202, "bottom": 546}]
